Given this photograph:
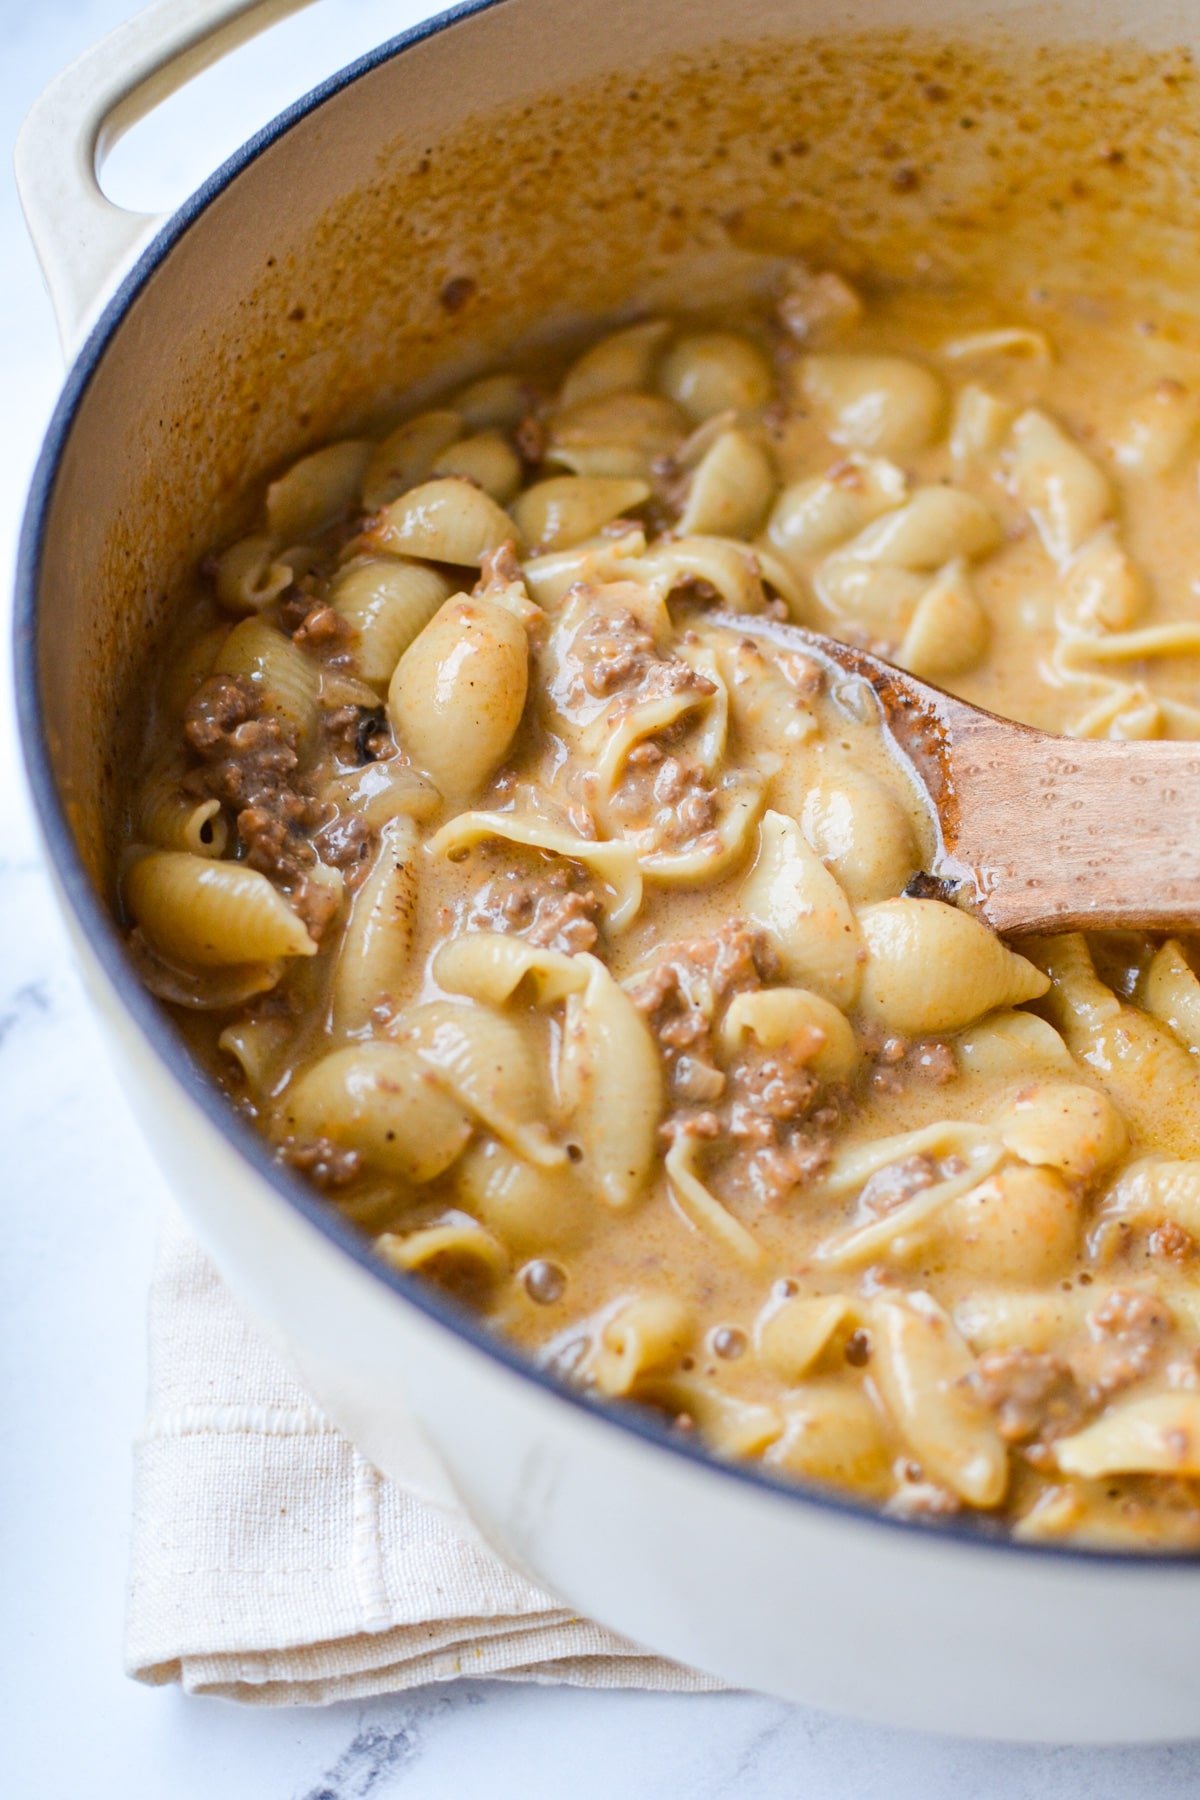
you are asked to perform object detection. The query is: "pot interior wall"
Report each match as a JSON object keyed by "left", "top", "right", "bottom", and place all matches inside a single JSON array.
[{"left": 31, "top": 0, "right": 1200, "bottom": 897}]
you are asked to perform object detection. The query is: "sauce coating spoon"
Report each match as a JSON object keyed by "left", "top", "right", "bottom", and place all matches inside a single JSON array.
[{"left": 714, "top": 610, "right": 1200, "bottom": 936}]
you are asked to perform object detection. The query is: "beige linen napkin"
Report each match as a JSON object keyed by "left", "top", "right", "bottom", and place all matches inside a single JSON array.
[{"left": 126, "top": 1209, "right": 719, "bottom": 1704}]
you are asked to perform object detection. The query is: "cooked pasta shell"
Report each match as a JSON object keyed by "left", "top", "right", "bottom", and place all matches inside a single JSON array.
[
  {"left": 361, "top": 409, "right": 463, "bottom": 512},
  {"left": 330, "top": 556, "right": 454, "bottom": 687},
  {"left": 559, "top": 319, "right": 672, "bottom": 407},
  {"left": 658, "top": 331, "right": 773, "bottom": 422},
  {"left": 777, "top": 267, "right": 864, "bottom": 343},
  {"left": 941, "top": 327, "right": 1051, "bottom": 364},
  {"left": 213, "top": 534, "right": 294, "bottom": 616},
  {"left": 639, "top": 536, "right": 791, "bottom": 614},
  {"left": 766, "top": 1382, "right": 892, "bottom": 1495},
  {"left": 716, "top": 636, "right": 818, "bottom": 749},
  {"left": 388, "top": 594, "right": 528, "bottom": 805},
  {"left": 1112, "top": 379, "right": 1199, "bottom": 475},
  {"left": 559, "top": 954, "right": 662, "bottom": 1209},
  {"left": 430, "top": 430, "right": 523, "bottom": 504},
  {"left": 995, "top": 1080, "right": 1127, "bottom": 1182},
  {"left": 800, "top": 762, "right": 919, "bottom": 905},
  {"left": 330, "top": 818, "right": 419, "bottom": 1034},
  {"left": 943, "top": 1164, "right": 1082, "bottom": 1282},
  {"left": 1140, "top": 939, "right": 1200, "bottom": 1053},
  {"left": 676, "top": 427, "right": 775, "bottom": 539},
  {"left": 511, "top": 476, "right": 650, "bottom": 552},
  {"left": 870, "top": 1292, "right": 1008, "bottom": 1507},
  {"left": 739, "top": 809, "right": 863, "bottom": 1006},
  {"left": 954, "top": 1287, "right": 1092, "bottom": 1355},
  {"left": 266, "top": 439, "right": 371, "bottom": 541},
  {"left": 1099, "top": 1157, "right": 1200, "bottom": 1238},
  {"left": 719, "top": 987, "right": 859, "bottom": 1082},
  {"left": 546, "top": 392, "right": 684, "bottom": 478},
  {"left": 896, "top": 560, "right": 989, "bottom": 679},
  {"left": 955, "top": 1008, "right": 1074, "bottom": 1077},
  {"left": 323, "top": 759, "right": 440, "bottom": 828},
  {"left": 433, "top": 930, "right": 586, "bottom": 1008},
  {"left": 1056, "top": 1395, "right": 1200, "bottom": 1479},
  {"left": 814, "top": 1123, "right": 1002, "bottom": 1267},
  {"left": 948, "top": 384, "right": 1014, "bottom": 465},
  {"left": 814, "top": 558, "right": 925, "bottom": 629},
  {"left": 454, "top": 1136, "right": 591, "bottom": 1256},
  {"left": 285, "top": 1041, "right": 471, "bottom": 1182},
  {"left": 664, "top": 1133, "right": 764, "bottom": 1263},
  {"left": 842, "top": 488, "right": 1001, "bottom": 568},
  {"left": 398, "top": 999, "right": 563, "bottom": 1168},
  {"left": 453, "top": 374, "right": 527, "bottom": 431},
  {"left": 643, "top": 1374, "right": 783, "bottom": 1459},
  {"left": 856, "top": 898, "right": 1048, "bottom": 1035},
  {"left": 137, "top": 765, "right": 227, "bottom": 859},
  {"left": 218, "top": 1014, "right": 292, "bottom": 1091},
  {"left": 798, "top": 354, "right": 944, "bottom": 455},
  {"left": 125, "top": 851, "right": 316, "bottom": 967},
  {"left": 428, "top": 811, "right": 642, "bottom": 929},
  {"left": 1060, "top": 527, "right": 1147, "bottom": 632},
  {"left": 376, "top": 1212, "right": 508, "bottom": 1293},
  {"left": 590, "top": 1294, "right": 693, "bottom": 1396},
  {"left": 1006, "top": 408, "right": 1112, "bottom": 565},
  {"left": 365, "top": 477, "right": 518, "bottom": 564},
  {"left": 159, "top": 625, "right": 228, "bottom": 717},
  {"left": 766, "top": 454, "right": 908, "bottom": 567},
  {"left": 1028, "top": 933, "right": 1200, "bottom": 1158},
  {"left": 755, "top": 1295, "right": 853, "bottom": 1381},
  {"left": 213, "top": 616, "right": 319, "bottom": 747}
]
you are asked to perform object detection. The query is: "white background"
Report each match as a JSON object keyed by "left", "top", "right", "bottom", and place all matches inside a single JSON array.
[{"left": 6, "top": 4, "right": 1200, "bottom": 1793}]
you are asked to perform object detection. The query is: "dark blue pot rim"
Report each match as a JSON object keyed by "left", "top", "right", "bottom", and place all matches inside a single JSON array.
[{"left": 13, "top": 0, "right": 1195, "bottom": 1570}]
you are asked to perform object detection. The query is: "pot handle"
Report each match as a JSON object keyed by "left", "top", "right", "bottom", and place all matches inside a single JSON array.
[{"left": 15, "top": 0, "right": 317, "bottom": 357}]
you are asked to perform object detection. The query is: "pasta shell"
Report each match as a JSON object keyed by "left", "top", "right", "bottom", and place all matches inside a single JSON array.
[
  {"left": 995, "top": 1080, "right": 1127, "bottom": 1182},
  {"left": 454, "top": 1136, "right": 591, "bottom": 1256},
  {"left": 1006, "top": 408, "right": 1112, "bottom": 565},
  {"left": 428, "top": 812, "right": 643, "bottom": 930},
  {"left": 870, "top": 1292, "right": 1008, "bottom": 1507},
  {"left": 676, "top": 428, "right": 775, "bottom": 539},
  {"left": 639, "top": 536, "right": 788, "bottom": 614},
  {"left": 323, "top": 759, "right": 440, "bottom": 828},
  {"left": 658, "top": 331, "right": 773, "bottom": 422},
  {"left": 137, "top": 765, "right": 227, "bottom": 859},
  {"left": 949, "top": 385, "right": 1014, "bottom": 465},
  {"left": 896, "top": 561, "right": 989, "bottom": 679},
  {"left": 330, "top": 818, "right": 419, "bottom": 1034},
  {"left": 739, "top": 809, "right": 863, "bottom": 1006},
  {"left": 941, "top": 327, "right": 1052, "bottom": 364},
  {"left": 511, "top": 476, "right": 650, "bottom": 552},
  {"left": 365, "top": 477, "right": 518, "bottom": 564},
  {"left": 1140, "top": 939, "right": 1200, "bottom": 1054},
  {"left": 433, "top": 930, "right": 586, "bottom": 1007},
  {"left": 453, "top": 374, "right": 527, "bottom": 432},
  {"left": 388, "top": 594, "right": 529, "bottom": 805},
  {"left": 125, "top": 851, "right": 316, "bottom": 967},
  {"left": 800, "top": 762, "right": 919, "bottom": 905},
  {"left": 642, "top": 1374, "right": 783, "bottom": 1459},
  {"left": 376, "top": 1213, "right": 508, "bottom": 1294},
  {"left": 1098, "top": 1157, "right": 1200, "bottom": 1238},
  {"left": 330, "top": 556, "right": 454, "bottom": 687},
  {"left": 755, "top": 1295, "right": 853, "bottom": 1380},
  {"left": 218, "top": 1014, "right": 292, "bottom": 1091},
  {"left": 361, "top": 410, "right": 463, "bottom": 512},
  {"left": 814, "top": 557, "right": 926, "bottom": 628},
  {"left": 1060, "top": 527, "right": 1147, "bottom": 632},
  {"left": 798, "top": 354, "right": 944, "bottom": 455},
  {"left": 265, "top": 439, "right": 371, "bottom": 541},
  {"left": 1112, "top": 379, "right": 1199, "bottom": 475},
  {"left": 719, "top": 987, "right": 859, "bottom": 1082},
  {"left": 559, "top": 319, "right": 672, "bottom": 407},
  {"left": 856, "top": 898, "right": 1049, "bottom": 1035},
  {"left": 954, "top": 1287, "right": 1092, "bottom": 1355},
  {"left": 1056, "top": 1395, "right": 1200, "bottom": 1479},
  {"left": 213, "top": 616, "right": 319, "bottom": 747},
  {"left": 943, "top": 1164, "right": 1082, "bottom": 1282},
  {"left": 546, "top": 392, "right": 684, "bottom": 478},
  {"left": 284, "top": 1041, "right": 471, "bottom": 1182},
  {"left": 841, "top": 488, "right": 1001, "bottom": 568},
  {"left": 955, "top": 1009, "right": 1074, "bottom": 1077},
  {"left": 590, "top": 1295, "right": 693, "bottom": 1396},
  {"left": 765, "top": 1383, "right": 892, "bottom": 1495},
  {"left": 430, "top": 430, "right": 523, "bottom": 504},
  {"left": 767, "top": 454, "right": 908, "bottom": 566},
  {"left": 664, "top": 1133, "right": 764, "bottom": 1263},
  {"left": 398, "top": 999, "right": 563, "bottom": 1167},
  {"left": 559, "top": 954, "right": 662, "bottom": 1209},
  {"left": 213, "top": 534, "right": 293, "bottom": 616}
]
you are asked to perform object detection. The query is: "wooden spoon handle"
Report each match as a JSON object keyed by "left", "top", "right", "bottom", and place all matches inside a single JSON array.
[{"left": 936, "top": 728, "right": 1200, "bottom": 935}]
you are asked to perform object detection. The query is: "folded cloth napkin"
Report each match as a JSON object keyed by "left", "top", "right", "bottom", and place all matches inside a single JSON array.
[{"left": 125, "top": 1209, "right": 719, "bottom": 1704}]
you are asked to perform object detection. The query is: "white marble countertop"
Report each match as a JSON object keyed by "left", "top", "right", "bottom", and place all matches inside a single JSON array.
[{"left": 6, "top": 5, "right": 1200, "bottom": 1793}]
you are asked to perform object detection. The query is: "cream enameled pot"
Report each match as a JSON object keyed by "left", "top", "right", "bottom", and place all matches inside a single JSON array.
[{"left": 17, "top": 0, "right": 1200, "bottom": 1741}]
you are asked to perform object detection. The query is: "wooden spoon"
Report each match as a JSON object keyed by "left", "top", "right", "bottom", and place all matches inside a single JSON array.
[{"left": 713, "top": 610, "right": 1200, "bottom": 936}]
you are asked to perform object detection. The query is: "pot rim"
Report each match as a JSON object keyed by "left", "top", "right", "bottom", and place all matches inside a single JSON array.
[{"left": 15, "top": 0, "right": 1194, "bottom": 1572}]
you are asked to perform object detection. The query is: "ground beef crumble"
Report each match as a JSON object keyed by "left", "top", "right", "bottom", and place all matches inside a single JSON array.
[
  {"left": 1070, "top": 1289, "right": 1173, "bottom": 1401},
  {"left": 465, "top": 853, "right": 602, "bottom": 955},
  {"left": 576, "top": 607, "right": 716, "bottom": 707},
  {"left": 280, "top": 1135, "right": 363, "bottom": 1190},
  {"left": 965, "top": 1348, "right": 1085, "bottom": 1445},
  {"left": 629, "top": 923, "right": 843, "bottom": 1210}
]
